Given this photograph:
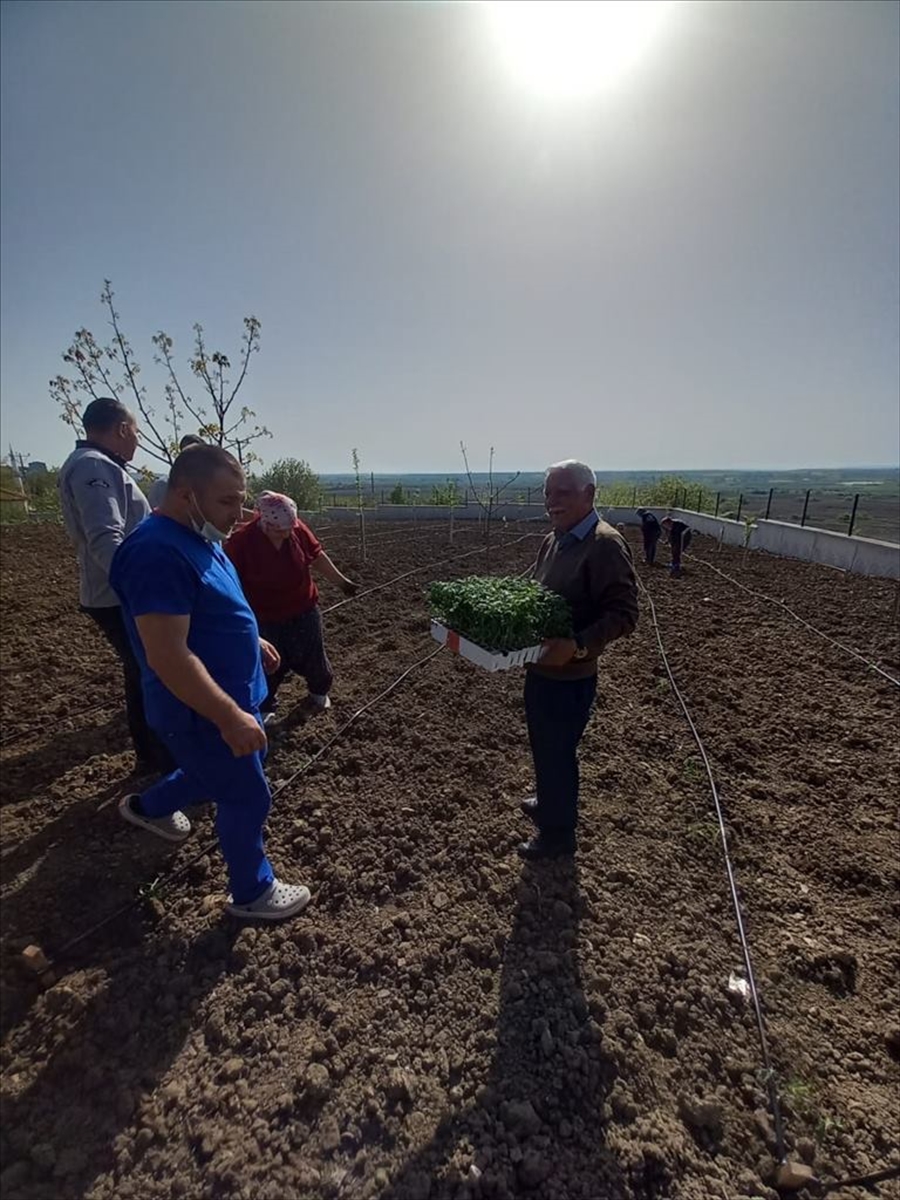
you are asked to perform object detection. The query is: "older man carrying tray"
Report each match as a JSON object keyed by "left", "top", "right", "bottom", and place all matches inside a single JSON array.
[{"left": 520, "top": 460, "right": 639, "bottom": 860}]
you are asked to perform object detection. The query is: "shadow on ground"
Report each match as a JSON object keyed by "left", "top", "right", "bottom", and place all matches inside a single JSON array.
[{"left": 382, "top": 859, "right": 637, "bottom": 1200}]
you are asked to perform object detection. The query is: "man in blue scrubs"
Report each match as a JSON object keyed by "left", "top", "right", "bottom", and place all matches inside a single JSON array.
[{"left": 110, "top": 445, "right": 310, "bottom": 922}]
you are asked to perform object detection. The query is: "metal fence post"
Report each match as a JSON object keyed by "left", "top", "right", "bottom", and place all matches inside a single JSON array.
[
  {"left": 800, "top": 489, "right": 811, "bottom": 527},
  {"left": 714, "top": 492, "right": 721, "bottom": 517},
  {"left": 764, "top": 488, "right": 773, "bottom": 520},
  {"left": 847, "top": 493, "right": 860, "bottom": 537},
  {"left": 736, "top": 493, "right": 744, "bottom": 522},
  {"left": 697, "top": 488, "right": 703, "bottom": 512},
  {"left": 632, "top": 486, "right": 637, "bottom": 506}
]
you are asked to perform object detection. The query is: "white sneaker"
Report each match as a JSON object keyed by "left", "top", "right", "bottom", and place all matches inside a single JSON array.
[
  {"left": 119, "top": 794, "right": 192, "bottom": 843},
  {"left": 263, "top": 711, "right": 278, "bottom": 727},
  {"left": 226, "top": 879, "right": 312, "bottom": 922},
  {"left": 308, "top": 694, "right": 332, "bottom": 711}
]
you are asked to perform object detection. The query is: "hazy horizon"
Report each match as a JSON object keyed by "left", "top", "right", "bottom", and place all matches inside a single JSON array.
[{"left": 2, "top": 1, "right": 898, "bottom": 475}]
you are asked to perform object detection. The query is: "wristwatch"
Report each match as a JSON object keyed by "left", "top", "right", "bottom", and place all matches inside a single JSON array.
[{"left": 572, "top": 633, "right": 589, "bottom": 662}]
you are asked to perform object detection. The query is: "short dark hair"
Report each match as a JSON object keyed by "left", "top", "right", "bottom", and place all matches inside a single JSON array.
[
  {"left": 82, "top": 397, "right": 133, "bottom": 434},
  {"left": 179, "top": 434, "right": 205, "bottom": 450},
  {"left": 168, "top": 444, "right": 243, "bottom": 491}
]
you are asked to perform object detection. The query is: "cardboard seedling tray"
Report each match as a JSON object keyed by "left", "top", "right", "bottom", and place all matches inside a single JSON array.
[{"left": 431, "top": 620, "right": 543, "bottom": 673}]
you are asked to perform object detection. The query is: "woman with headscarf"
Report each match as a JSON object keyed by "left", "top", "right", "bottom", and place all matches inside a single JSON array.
[{"left": 226, "top": 491, "right": 358, "bottom": 721}]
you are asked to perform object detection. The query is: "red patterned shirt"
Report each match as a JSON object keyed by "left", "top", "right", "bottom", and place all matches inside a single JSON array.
[{"left": 225, "top": 515, "right": 323, "bottom": 623}]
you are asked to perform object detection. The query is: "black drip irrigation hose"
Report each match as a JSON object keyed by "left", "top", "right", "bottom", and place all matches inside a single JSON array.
[
  {"left": 18, "top": 554, "right": 900, "bottom": 1195},
  {"left": 689, "top": 555, "right": 900, "bottom": 690},
  {"left": 635, "top": 575, "right": 788, "bottom": 1165},
  {"left": 817, "top": 1165, "right": 900, "bottom": 1195},
  {"left": 321, "top": 530, "right": 541, "bottom": 616},
  {"left": 0, "top": 664, "right": 125, "bottom": 749},
  {"left": 641, "top": 574, "right": 900, "bottom": 1197},
  {"left": 29, "top": 535, "right": 542, "bottom": 961},
  {"left": 0, "top": 696, "right": 119, "bottom": 750},
  {"left": 1, "top": 533, "right": 541, "bottom": 750},
  {"left": 37, "top": 645, "right": 447, "bottom": 970}
]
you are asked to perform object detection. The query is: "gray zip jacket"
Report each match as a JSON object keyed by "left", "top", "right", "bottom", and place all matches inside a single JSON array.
[{"left": 58, "top": 441, "right": 151, "bottom": 608}]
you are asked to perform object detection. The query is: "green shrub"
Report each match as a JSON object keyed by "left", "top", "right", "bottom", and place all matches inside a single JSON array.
[{"left": 249, "top": 458, "right": 320, "bottom": 510}]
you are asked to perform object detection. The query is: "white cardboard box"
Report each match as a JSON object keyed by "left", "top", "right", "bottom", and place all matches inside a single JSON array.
[{"left": 430, "top": 620, "right": 543, "bottom": 673}]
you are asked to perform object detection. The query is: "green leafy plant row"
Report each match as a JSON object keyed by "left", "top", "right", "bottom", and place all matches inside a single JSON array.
[{"left": 428, "top": 576, "right": 572, "bottom": 652}]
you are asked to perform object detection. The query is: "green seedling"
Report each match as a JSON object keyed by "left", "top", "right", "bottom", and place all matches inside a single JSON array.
[
  {"left": 815, "top": 1113, "right": 843, "bottom": 1142},
  {"left": 428, "top": 576, "right": 572, "bottom": 652},
  {"left": 686, "top": 819, "right": 721, "bottom": 847},
  {"left": 139, "top": 874, "right": 164, "bottom": 901},
  {"left": 683, "top": 757, "right": 703, "bottom": 782},
  {"left": 782, "top": 1078, "right": 815, "bottom": 1113}
]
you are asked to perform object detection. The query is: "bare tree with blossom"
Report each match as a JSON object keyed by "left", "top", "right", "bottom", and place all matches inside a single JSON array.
[{"left": 49, "top": 280, "right": 269, "bottom": 466}]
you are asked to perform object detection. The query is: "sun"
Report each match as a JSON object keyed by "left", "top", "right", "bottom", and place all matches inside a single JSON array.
[{"left": 483, "top": 0, "right": 673, "bottom": 100}]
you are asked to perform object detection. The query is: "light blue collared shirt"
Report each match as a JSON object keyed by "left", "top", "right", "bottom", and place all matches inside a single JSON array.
[{"left": 555, "top": 508, "right": 599, "bottom": 549}]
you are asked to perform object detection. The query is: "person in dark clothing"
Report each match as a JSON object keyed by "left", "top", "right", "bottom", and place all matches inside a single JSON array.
[
  {"left": 147, "top": 435, "right": 205, "bottom": 509},
  {"left": 58, "top": 397, "right": 173, "bottom": 774},
  {"left": 520, "top": 460, "right": 639, "bottom": 860},
  {"left": 636, "top": 508, "right": 662, "bottom": 565},
  {"left": 662, "top": 516, "right": 693, "bottom": 576}
]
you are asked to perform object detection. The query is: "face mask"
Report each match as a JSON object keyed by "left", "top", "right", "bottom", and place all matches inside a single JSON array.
[{"left": 190, "top": 494, "right": 230, "bottom": 544}]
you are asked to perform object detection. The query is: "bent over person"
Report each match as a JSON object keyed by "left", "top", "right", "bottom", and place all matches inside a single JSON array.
[
  {"left": 58, "top": 396, "right": 172, "bottom": 774},
  {"left": 636, "top": 508, "right": 662, "bottom": 565},
  {"left": 109, "top": 446, "right": 310, "bottom": 922},
  {"left": 520, "top": 460, "right": 639, "bottom": 860},
  {"left": 225, "top": 491, "right": 358, "bottom": 722},
  {"left": 662, "top": 516, "right": 693, "bottom": 577}
]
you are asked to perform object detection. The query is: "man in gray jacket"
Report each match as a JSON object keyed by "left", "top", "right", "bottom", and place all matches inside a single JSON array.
[{"left": 58, "top": 397, "right": 171, "bottom": 773}]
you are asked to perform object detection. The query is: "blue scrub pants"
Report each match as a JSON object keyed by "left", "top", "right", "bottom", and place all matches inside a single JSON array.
[{"left": 139, "top": 716, "right": 275, "bottom": 905}]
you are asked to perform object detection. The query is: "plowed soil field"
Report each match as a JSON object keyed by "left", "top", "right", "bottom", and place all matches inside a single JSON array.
[{"left": 1, "top": 520, "right": 898, "bottom": 1200}]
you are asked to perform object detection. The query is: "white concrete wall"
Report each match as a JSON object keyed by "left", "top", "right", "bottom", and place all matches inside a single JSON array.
[
  {"left": 751, "top": 520, "right": 900, "bottom": 580},
  {"left": 669, "top": 509, "right": 750, "bottom": 547}
]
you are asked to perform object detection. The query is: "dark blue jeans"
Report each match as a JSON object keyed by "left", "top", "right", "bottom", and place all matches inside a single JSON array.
[
  {"left": 643, "top": 531, "right": 661, "bottom": 565},
  {"left": 524, "top": 672, "right": 598, "bottom": 839},
  {"left": 671, "top": 529, "right": 693, "bottom": 572}
]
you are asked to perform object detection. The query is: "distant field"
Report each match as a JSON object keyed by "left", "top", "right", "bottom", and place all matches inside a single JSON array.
[{"left": 318, "top": 467, "right": 900, "bottom": 543}]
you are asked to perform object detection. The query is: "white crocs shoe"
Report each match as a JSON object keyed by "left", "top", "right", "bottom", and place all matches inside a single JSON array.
[
  {"left": 119, "top": 794, "right": 192, "bottom": 843},
  {"left": 226, "top": 879, "right": 312, "bottom": 922}
]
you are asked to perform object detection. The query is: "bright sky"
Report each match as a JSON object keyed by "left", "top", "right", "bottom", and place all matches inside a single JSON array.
[{"left": 1, "top": 0, "right": 898, "bottom": 475}]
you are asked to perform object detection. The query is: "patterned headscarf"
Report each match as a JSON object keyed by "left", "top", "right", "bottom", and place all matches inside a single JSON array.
[{"left": 256, "top": 490, "right": 297, "bottom": 532}]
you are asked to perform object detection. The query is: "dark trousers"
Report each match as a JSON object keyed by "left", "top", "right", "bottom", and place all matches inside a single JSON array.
[
  {"left": 524, "top": 671, "right": 598, "bottom": 839},
  {"left": 671, "top": 530, "right": 693, "bottom": 570},
  {"left": 83, "top": 605, "right": 174, "bottom": 772},
  {"left": 643, "top": 531, "right": 661, "bottom": 564},
  {"left": 257, "top": 606, "right": 334, "bottom": 712}
]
